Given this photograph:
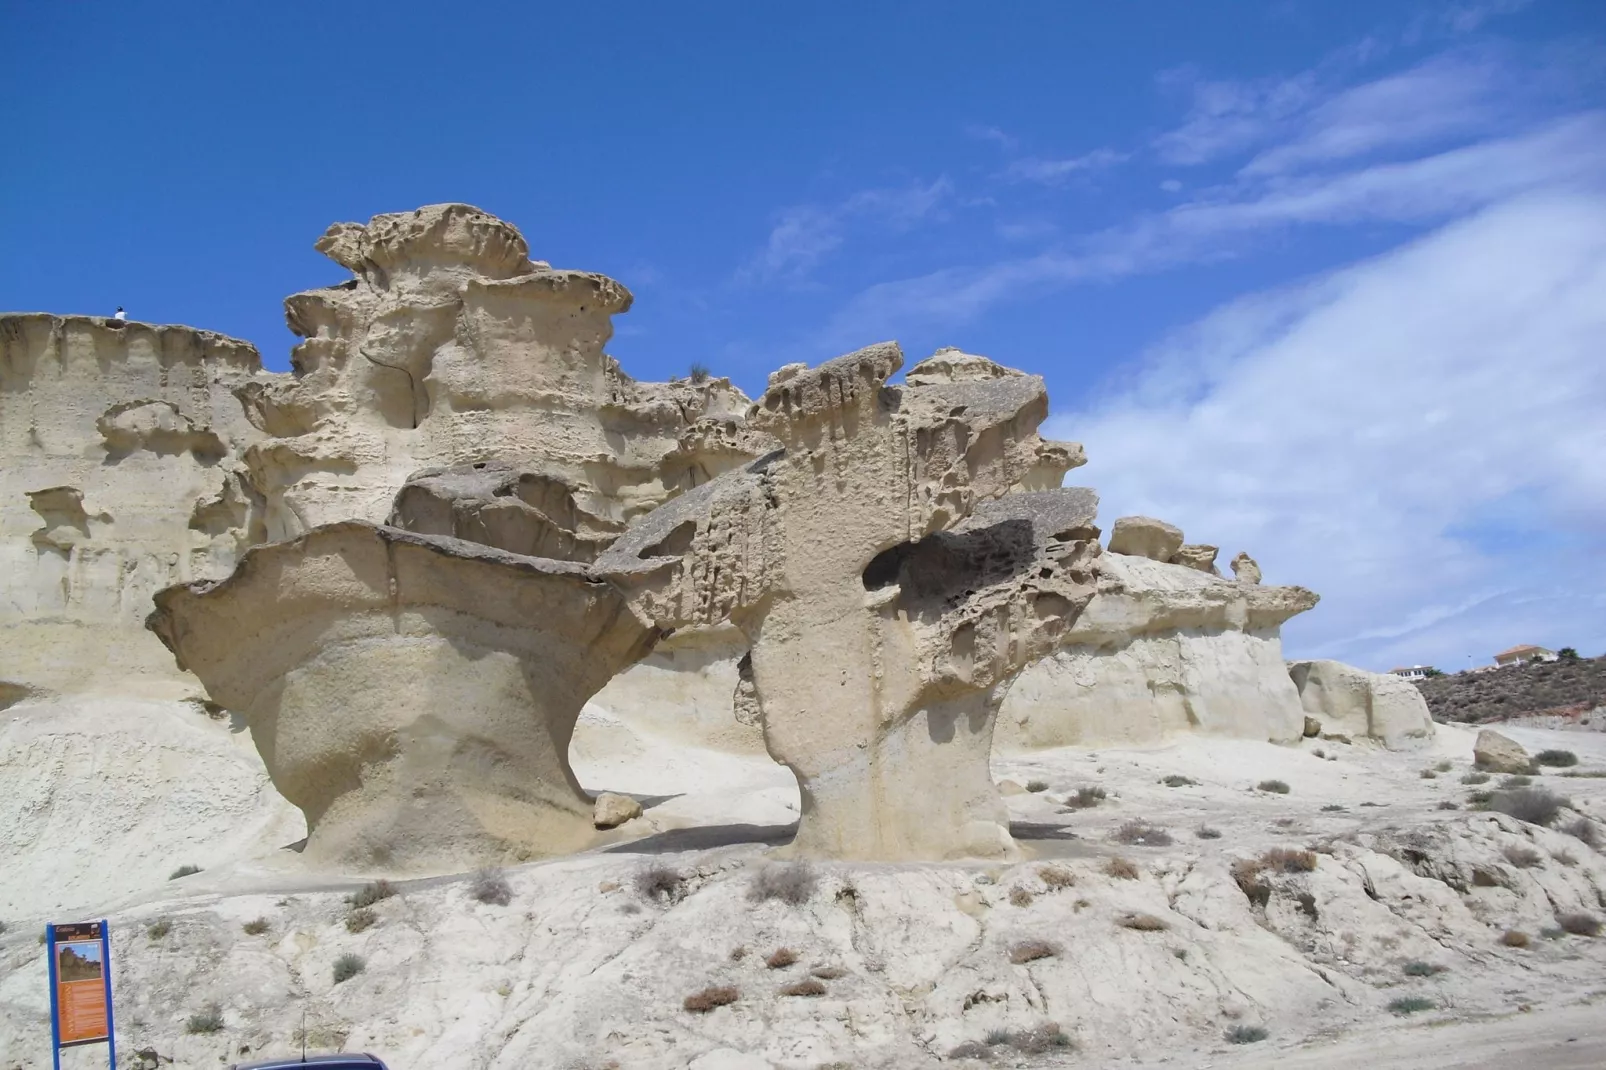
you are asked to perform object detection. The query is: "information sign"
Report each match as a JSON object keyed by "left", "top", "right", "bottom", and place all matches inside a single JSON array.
[{"left": 46, "top": 920, "right": 116, "bottom": 1070}]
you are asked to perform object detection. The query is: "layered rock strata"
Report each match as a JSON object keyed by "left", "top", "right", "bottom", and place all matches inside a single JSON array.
[
  {"left": 597, "top": 345, "right": 1100, "bottom": 859},
  {"left": 998, "top": 551, "right": 1319, "bottom": 750},
  {"left": 238, "top": 203, "right": 760, "bottom": 542},
  {"left": 0, "top": 314, "right": 265, "bottom": 700},
  {"left": 1287, "top": 660, "right": 1436, "bottom": 750},
  {"left": 147, "top": 514, "right": 658, "bottom": 871}
]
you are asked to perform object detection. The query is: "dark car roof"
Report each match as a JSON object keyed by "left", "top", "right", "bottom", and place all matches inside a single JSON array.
[{"left": 232, "top": 1055, "right": 388, "bottom": 1070}]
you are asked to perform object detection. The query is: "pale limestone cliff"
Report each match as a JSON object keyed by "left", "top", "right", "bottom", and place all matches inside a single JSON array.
[
  {"left": 1288, "top": 659, "right": 1437, "bottom": 750},
  {"left": 597, "top": 344, "right": 1100, "bottom": 860},
  {"left": 0, "top": 314, "right": 265, "bottom": 700},
  {"left": 997, "top": 551, "right": 1319, "bottom": 750},
  {"left": 238, "top": 203, "right": 759, "bottom": 543}
]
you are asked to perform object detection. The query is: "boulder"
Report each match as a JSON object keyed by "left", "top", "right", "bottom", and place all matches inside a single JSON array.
[
  {"left": 1303, "top": 715, "right": 1322, "bottom": 738},
  {"left": 1169, "top": 543, "right": 1221, "bottom": 575},
  {"left": 1107, "top": 516, "right": 1184, "bottom": 562},
  {"left": 593, "top": 792, "right": 643, "bottom": 829},
  {"left": 1232, "top": 551, "right": 1262, "bottom": 585},
  {"left": 1473, "top": 729, "right": 1534, "bottom": 774},
  {"left": 1287, "top": 660, "right": 1436, "bottom": 750}
]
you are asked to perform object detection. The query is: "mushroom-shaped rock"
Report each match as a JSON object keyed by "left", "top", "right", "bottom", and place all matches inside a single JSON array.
[
  {"left": 1287, "top": 660, "right": 1436, "bottom": 750},
  {"left": 1107, "top": 516, "right": 1184, "bottom": 562},
  {"left": 146, "top": 522, "right": 656, "bottom": 871},
  {"left": 1169, "top": 543, "right": 1221, "bottom": 575},
  {"left": 598, "top": 343, "right": 1100, "bottom": 860},
  {"left": 1231, "top": 551, "right": 1262, "bottom": 584}
]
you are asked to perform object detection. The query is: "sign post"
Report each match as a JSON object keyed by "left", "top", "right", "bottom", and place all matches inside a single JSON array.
[{"left": 45, "top": 920, "right": 115, "bottom": 1070}]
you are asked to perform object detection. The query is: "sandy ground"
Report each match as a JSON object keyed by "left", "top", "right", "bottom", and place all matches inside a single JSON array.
[{"left": 2, "top": 714, "right": 1604, "bottom": 1069}]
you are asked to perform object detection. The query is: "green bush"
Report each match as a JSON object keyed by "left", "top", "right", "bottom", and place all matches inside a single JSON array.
[
  {"left": 169, "top": 865, "right": 201, "bottom": 880},
  {"left": 1257, "top": 780, "right": 1290, "bottom": 794},
  {"left": 1388, "top": 997, "right": 1435, "bottom": 1015},
  {"left": 333, "top": 953, "right": 365, "bottom": 984},
  {"left": 1535, "top": 749, "right": 1578, "bottom": 767},
  {"left": 1225, "top": 1025, "right": 1268, "bottom": 1044}
]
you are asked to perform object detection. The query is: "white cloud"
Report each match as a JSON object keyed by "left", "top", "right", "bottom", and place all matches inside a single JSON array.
[
  {"left": 1003, "top": 149, "right": 1127, "bottom": 185},
  {"left": 1152, "top": 66, "right": 1319, "bottom": 165},
  {"left": 1050, "top": 192, "right": 1606, "bottom": 670},
  {"left": 739, "top": 178, "right": 953, "bottom": 283}
]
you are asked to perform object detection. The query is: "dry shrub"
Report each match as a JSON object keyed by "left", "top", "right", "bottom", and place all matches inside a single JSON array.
[
  {"left": 1161, "top": 775, "right": 1198, "bottom": 787},
  {"left": 186, "top": 1005, "right": 224, "bottom": 1034},
  {"left": 1321, "top": 804, "right": 1347, "bottom": 812},
  {"left": 764, "top": 947, "right": 798, "bottom": 969},
  {"left": 1264, "top": 847, "right": 1318, "bottom": 872},
  {"left": 1500, "top": 929, "right": 1531, "bottom": 948},
  {"left": 997, "top": 1023, "right": 1073, "bottom": 1053},
  {"left": 1104, "top": 856, "right": 1140, "bottom": 880},
  {"left": 1038, "top": 865, "right": 1075, "bottom": 890},
  {"left": 347, "top": 880, "right": 395, "bottom": 909},
  {"left": 810, "top": 965, "right": 845, "bottom": 979},
  {"left": 1402, "top": 960, "right": 1444, "bottom": 977},
  {"left": 728, "top": 946, "right": 747, "bottom": 962},
  {"left": 1437, "top": 801, "right": 1460, "bottom": 810},
  {"left": 1008, "top": 939, "right": 1060, "bottom": 964},
  {"left": 1195, "top": 825, "right": 1223, "bottom": 840},
  {"left": 1388, "top": 996, "right": 1435, "bottom": 1015},
  {"left": 1556, "top": 912, "right": 1601, "bottom": 937},
  {"left": 146, "top": 919, "right": 172, "bottom": 940},
  {"left": 1564, "top": 818, "right": 1600, "bottom": 847},
  {"left": 1225, "top": 1025, "right": 1268, "bottom": 1044},
  {"left": 1062, "top": 785, "right": 1107, "bottom": 810},
  {"left": 1025, "top": 779, "right": 1049, "bottom": 793},
  {"left": 1115, "top": 913, "right": 1168, "bottom": 931},
  {"left": 683, "top": 985, "right": 738, "bottom": 1012},
  {"left": 1535, "top": 749, "right": 1578, "bottom": 767},
  {"left": 169, "top": 864, "right": 202, "bottom": 880},
  {"left": 471, "top": 868, "right": 512, "bottom": 906},
  {"left": 1503, "top": 844, "right": 1544, "bottom": 868},
  {"left": 1490, "top": 787, "right": 1566, "bottom": 826},
  {"left": 345, "top": 908, "right": 377, "bottom": 934},
  {"left": 1420, "top": 769, "right": 1438, "bottom": 779},
  {"left": 332, "top": 953, "right": 364, "bottom": 984},
  {"left": 242, "top": 917, "right": 269, "bottom": 936},
  {"left": 1257, "top": 779, "right": 1291, "bottom": 794},
  {"left": 634, "top": 864, "right": 686, "bottom": 904},
  {"left": 747, "top": 861, "right": 816, "bottom": 905},
  {"left": 779, "top": 978, "right": 826, "bottom": 997},
  {"left": 1008, "top": 886, "right": 1034, "bottom": 907},
  {"left": 1110, "top": 820, "right": 1173, "bottom": 847}
]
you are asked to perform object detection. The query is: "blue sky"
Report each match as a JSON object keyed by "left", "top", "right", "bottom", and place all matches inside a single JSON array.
[{"left": 4, "top": 1, "right": 1603, "bottom": 670}]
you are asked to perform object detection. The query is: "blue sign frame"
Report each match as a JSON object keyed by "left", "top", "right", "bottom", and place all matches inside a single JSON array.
[{"left": 45, "top": 920, "right": 116, "bottom": 1070}]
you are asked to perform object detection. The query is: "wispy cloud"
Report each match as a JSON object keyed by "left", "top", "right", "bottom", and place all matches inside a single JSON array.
[
  {"left": 965, "top": 124, "right": 1018, "bottom": 149},
  {"left": 1002, "top": 149, "right": 1127, "bottom": 185},
  {"left": 1051, "top": 191, "right": 1606, "bottom": 669},
  {"left": 1152, "top": 65, "right": 1320, "bottom": 166},
  {"left": 739, "top": 177, "right": 953, "bottom": 283}
]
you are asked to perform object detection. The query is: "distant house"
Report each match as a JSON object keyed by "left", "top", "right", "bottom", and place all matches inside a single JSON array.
[
  {"left": 1493, "top": 644, "right": 1558, "bottom": 668},
  {"left": 1389, "top": 665, "right": 1434, "bottom": 680}
]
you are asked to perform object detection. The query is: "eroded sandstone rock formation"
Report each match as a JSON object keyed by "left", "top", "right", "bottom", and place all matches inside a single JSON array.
[
  {"left": 238, "top": 203, "right": 762, "bottom": 542},
  {"left": 1288, "top": 659, "right": 1437, "bottom": 750},
  {"left": 596, "top": 345, "right": 1100, "bottom": 859},
  {"left": 0, "top": 314, "right": 265, "bottom": 700},
  {"left": 998, "top": 550, "right": 1320, "bottom": 749},
  {"left": 147, "top": 515, "right": 658, "bottom": 870}
]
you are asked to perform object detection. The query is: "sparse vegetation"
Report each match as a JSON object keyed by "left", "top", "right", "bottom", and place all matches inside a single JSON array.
[
  {"left": 1008, "top": 939, "right": 1060, "bottom": 964},
  {"left": 683, "top": 985, "right": 739, "bottom": 1013},
  {"left": 1490, "top": 787, "right": 1567, "bottom": 826},
  {"left": 1232, "top": 848, "right": 1317, "bottom": 909},
  {"left": 1321, "top": 804, "right": 1347, "bottom": 812},
  {"left": 242, "top": 917, "right": 270, "bottom": 935},
  {"left": 1467, "top": 789, "right": 1495, "bottom": 806},
  {"left": 1257, "top": 779, "right": 1290, "bottom": 794},
  {"left": 779, "top": 978, "right": 826, "bottom": 997},
  {"left": 810, "top": 965, "right": 845, "bottom": 979},
  {"left": 345, "top": 908, "right": 377, "bottom": 934},
  {"left": 169, "top": 864, "right": 202, "bottom": 880},
  {"left": 1413, "top": 651, "right": 1605, "bottom": 722},
  {"left": 1160, "top": 775, "right": 1198, "bottom": 787},
  {"left": 1435, "top": 760, "right": 1453, "bottom": 772},
  {"left": 1541, "top": 926, "right": 1566, "bottom": 939},
  {"left": 470, "top": 868, "right": 512, "bottom": 906},
  {"left": 688, "top": 362, "right": 711, "bottom": 384},
  {"left": 1556, "top": 912, "right": 1601, "bottom": 937},
  {"left": 1388, "top": 996, "right": 1435, "bottom": 1015},
  {"left": 1195, "top": 825, "right": 1222, "bottom": 840},
  {"left": 1535, "top": 749, "right": 1579, "bottom": 767},
  {"left": 1437, "top": 801, "right": 1460, "bottom": 810},
  {"left": 1503, "top": 844, "right": 1543, "bottom": 868},
  {"left": 1402, "top": 960, "right": 1444, "bottom": 977},
  {"left": 635, "top": 864, "right": 686, "bottom": 904},
  {"left": 1104, "top": 856, "right": 1140, "bottom": 880},
  {"left": 729, "top": 946, "right": 747, "bottom": 962},
  {"left": 146, "top": 919, "right": 172, "bottom": 940},
  {"left": 333, "top": 953, "right": 365, "bottom": 984},
  {"left": 1501, "top": 775, "right": 1533, "bottom": 789},
  {"left": 347, "top": 879, "right": 396, "bottom": 909},
  {"left": 1038, "top": 865, "right": 1075, "bottom": 890},
  {"left": 1500, "top": 929, "right": 1531, "bottom": 948},
  {"left": 1025, "top": 779, "right": 1049, "bottom": 793},
  {"left": 991, "top": 1023, "right": 1073, "bottom": 1054},
  {"left": 748, "top": 861, "right": 816, "bottom": 905},
  {"left": 765, "top": 947, "right": 798, "bottom": 969},
  {"left": 186, "top": 1005, "right": 224, "bottom": 1034},
  {"left": 1419, "top": 769, "right": 1437, "bottom": 779},
  {"left": 1062, "top": 785, "right": 1107, "bottom": 809},
  {"left": 1009, "top": 886, "right": 1034, "bottom": 907},
  {"left": 1461, "top": 771, "right": 1491, "bottom": 785},
  {"left": 1110, "top": 819, "right": 1173, "bottom": 846},
  {"left": 1225, "top": 1025, "right": 1268, "bottom": 1044},
  {"left": 1115, "top": 912, "right": 1168, "bottom": 931}
]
